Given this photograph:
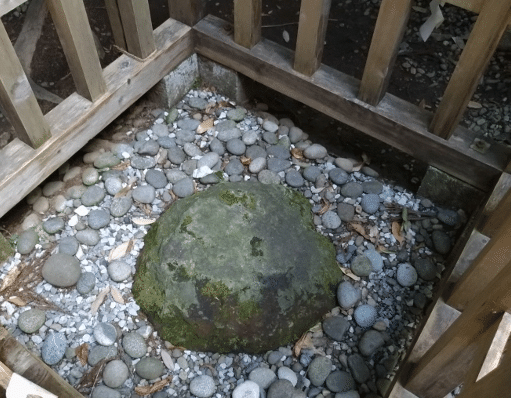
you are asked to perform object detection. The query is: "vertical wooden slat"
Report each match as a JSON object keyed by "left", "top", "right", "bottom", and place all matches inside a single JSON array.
[
  {"left": 168, "top": 0, "right": 206, "bottom": 26},
  {"left": 46, "top": 0, "right": 106, "bottom": 102},
  {"left": 358, "top": 0, "right": 412, "bottom": 106},
  {"left": 104, "top": 0, "right": 127, "bottom": 50},
  {"left": 117, "top": 0, "right": 155, "bottom": 59},
  {"left": 478, "top": 179, "right": 511, "bottom": 237},
  {"left": 429, "top": 0, "right": 511, "bottom": 139},
  {"left": 404, "top": 256, "right": 511, "bottom": 397},
  {"left": 293, "top": 0, "right": 332, "bottom": 76},
  {"left": 234, "top": 0, "right": 262, "bottom": 49},
  {"left": 0, "top": 21, "right": 50, "bottom": 148},
  {"left": 446, "top": 207, "right": 511, "bottom": 311}
]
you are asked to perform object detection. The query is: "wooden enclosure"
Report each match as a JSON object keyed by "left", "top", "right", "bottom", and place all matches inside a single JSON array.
[{"left": 0, "top": 0, "right": 511, "bottom": 397}]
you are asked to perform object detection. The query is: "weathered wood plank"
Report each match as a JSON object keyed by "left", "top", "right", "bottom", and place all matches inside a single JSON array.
[
  {"left": 0, "top": 0, "right": 27, "bottom": 17},
  {"left": 0, "top": 326, "right": 82, "bottom": 397},
  {"left": 0, "top": 20, "right": 50, "bottom": 148},
  {"left": 46, "top": 0, "right": 106, "bottom": 101},
  {"left": 429, "top": 0, "right": 511, "bottom": 139},
  {"left": 168, "top": 0, "right": 206, "bottom": 26},
  {"left": 117, "top": 0, "right": 155, "bottom": 59},
  {"left": 293, "top": 0, "right": 331, "bottom": 76},
  {"left": 104, "top": 0, "right": 127, "bottom": 50},
  {"left": 478, "top": 173, "right": 511, "bottom": 237},
  {"left": 446, "top": 206, "right": 511, "bottom": 311},
  {"left": 0, "top": 19, "right": 193, "bottom": 219},
  {"left": 358, "top": 0, "right": 412, "bottom": 105},
  {"left": 234, "top": 0, "right": 262, "bottom": 49},
  {"left": 194, "top": 16, "right": 510, "bottom": 192},
  {"left": 404, "top": 256, "right": 511, "bottom": 398}
]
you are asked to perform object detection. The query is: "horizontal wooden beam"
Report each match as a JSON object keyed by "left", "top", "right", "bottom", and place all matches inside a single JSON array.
[
  {"left": 0, "top": 19, "right": 193, "bottom": 219},
  {"left": 194, "top": 15, "right": 510, "bottom": 192},
  {"left": 0, "top": 0, "right": 27, "bottom": 17}
]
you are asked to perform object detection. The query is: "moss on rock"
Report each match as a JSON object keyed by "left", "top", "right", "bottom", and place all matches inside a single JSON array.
[{"left": 133, "top": 182, "right": 341, "bottom": 353}]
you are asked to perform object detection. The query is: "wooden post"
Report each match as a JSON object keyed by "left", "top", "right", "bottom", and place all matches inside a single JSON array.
[
  {"left": 446, "top": 207, "right": 511, "bottom": 311},
  {"left": 168, "top": 0, "right": 206, "bottom": 26},
  {"left": 429, "top": 0, "right": 511, "bottom": 139},
  {"left": 404, "top": 256, "right": 511, "bottom": 397},
  {"left": 234, "top": 0, "right": 262, "bottom": 49},
  {"left": 358, "top": 0, "right": 412, "bottom": 106},
  {"left": 46, "top": 0, "right": 106, "bottom": 102},
  {"left": 293, "top": 0, "right": 331, "bottom": 76},
  {"left": 0, "top": 21, "right": 50, "bottom": 148},
  {"left": 104, "top": 0, "right": 127, "bottom": 50},
  {"left": 478, "top": 178, "right": 511, "bottom": 237},
  {"left": 117, "top": 0, "right": 156, "bottom": 59}
]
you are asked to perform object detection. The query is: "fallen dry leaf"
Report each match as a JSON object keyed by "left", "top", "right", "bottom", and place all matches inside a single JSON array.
[
  {"left": 240, "top": 156, "right": 251, "bottom": 166},
  {"left": 75, "top": 343, "right": 89, "bottom": 366},
  {"left": 293, "top": 332, "right": 314, "bottom": 357},
  {"left": 108, "top": 241, "right": 131, "bottom": 262},
  {"left": 111, "top": 161, "right": 130, "bottom": 171},
  {"left": 135, "top": 377, "right": 173, "bottom": 396},
  {"left": 161, "top": 349, "right": 175, "bottom": 371},
  {"left": 133, "top": 218, "right": 156, "bottom": 226},
  {"left": 392, "top": 221, "right": 405, "bottom": 245},
  {"left": 350, "top": 223, "right": 371, "bottom": 241},
  {"left": 340, "top": 266, "right": 361, "bottom": 281},
  {"left": 7, "top": 296, "right": 26, "bottom": 306},
  {"left": 318, "top": 200, "right": 330, "bottom": 215},
  {"left": 351, "top": 162, "right": 365, "bottom": 172},
  {"left": 376, "top": 245, "right": 395, "bottom": 254},
  {"left": 110, "top": 286, "right": 125, "bottom": 304},
  {"left": 91, "top": 286, "right": 110, "bottom": 315},
  {"left": 291, "top": 148, "right": 304, "bottom": 160},
  {"left": 197, "top": 118, "right": 214, "bottom": 134},
  {"left": 114, "top": 184, "right": 133, "bottom": 198},
  {"left": 468, "top": 100, "right": 482, "bottom": 109},
  {"left": 0, "top": 265, "right": 21, "bottom": 293}
]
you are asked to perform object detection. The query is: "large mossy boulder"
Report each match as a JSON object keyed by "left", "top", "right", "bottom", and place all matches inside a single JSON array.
[{"left": 133, "top": 182, "right": 341, "bottom": 353}]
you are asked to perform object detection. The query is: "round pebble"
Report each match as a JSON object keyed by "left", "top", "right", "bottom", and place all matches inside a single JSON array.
[
  {"left": 432, "top": 230, "right": 451, "bottom": 254},
  {"left": 242, "top": 131, "right": 258, "bottom": 145},
  {"left": 108, "top": 260, "right": 132, "bottom": 282},
  {"left": 166, "top": 169, "right": 188, "bottom": 183},
  {"left": 347, "top": 354, "right": 370, "bottom": 384},
  {"left": 350, "top": 255, "right": 372, "bottom": 277},
  {"left": 82, "top": 168, "right": 100, "bottom": 186},
  {"left": 17, "top": 229, "right": 39, "bottom": 254},
  {"left": 91, "top": 386, "right": 121, "bottom": 398},
  {"left": 337, "top": 281, "right": 361, "bottom": 309},
  {"left": 364, "top": 249, "right": 383, "bottom": 272},
  {"left": 133, "top": 185, "right": 156, "bottom": 204},
  {"left": 362, "top": 180, "right": 383, "bottom": 194},
  {"left": 42, "top": 333, "right": 67, "bottom": 365},
  {"left": 81, "top": 186, "right": 106, "bottom": 206},
  {"left": 353, "top": 304, "right": 378, "bottom": 328},
  {"left": 88, "top": 345, "right": 117, "bottom": 366},
  {"left": 33, "top": 196, "right": 50, "bottom": 213},
  {"left": 227, "top": 108, "right": 246, "bottom": 121},
  {"left": 278, "top": 366, "right": 297, "bottom": 386},
  {"left": 42, "top": 181, "right": 65, "bottom": 197},
  {"left": 18, "top": 309, "right": 46, "bottom": 333},
  {"left": 123, "top": 332, "right": 147, "bottom": 358},
  {"left": 173, "top": 177, "right": 194, "bottom": 197},
  {"left": 267, "top": 158, "right": 291, "bottom": 172},
  {"left": 42, "top": 217, "right": 65, "bottom": 234},
  {"left": 396, "top": 263, "right": 418, "bottom": 287},
  {"left": 285, "top": 169, "right": 304, "bottom": 187},
  {"left": 322, "top": 211, "right": 341, "bottom": 229},
  {"left": 42, "top": 253, "right": 81, "bottom": 287},
  {"left": 233, "top": 380, "right": 260, "bottom": 398},
  {"left": 218, "top": 128, "right": 242, "bottom": 142},
  {"left": 304, "top": 144, "right": 327, "bottom": 159},
  {"left": 76, "top": 272, "right": 96, "bottom": 294},
  {"left": 326, "top": 371, "right": 355, "bottom": 393},
  {"left": 103, "top": 359, "right": 129, "bottom": 388},
  {"left": 303, "top": 166, "right": 321, "bottom": 182},
  {"left": 341, "top": 182, "right": 363, "bottom": 198},
  {"left": 226, "top": 138, "right": 246, "bottom": 155},
  {"left": 414, "top": 258, "right": 437, "bottom": 281},
  {"left": 359, "top": 330, "right": 385, "bottom": 357},
  {"left": 329, "top": 168, "right": 349, "bottom": 185},
  {"left": 76, "top": 229, "right": 100, "bottom": 246},
  {"left": 94, "top": 322, "right": 117, "bottom": 346},
  {"left": 131, "top": 155, "right": 157, "bottom": 169},
  {"left": 88, "top": 209, "right": 110, "bottom": 230},
  {"left": 135, "top": 357, "right": 164, "bottom": 380},
  {"left": 249, "top": 157, "right": 266, "bottom": 173},
  {"left": 308, "top": 356, "right": 332, "bottom": 386},
  {"left": 145, "top": 169, "right": 168, "bottom": 188},
  {"left": 197, "top": 152, "right": 220, "bottom": 169},
  {"left": 94, "top": 152, "right": 121, "bottom": 168},
  {"left": 267, "top": 379, "right": 294, "bottom": 398},
  {"left": 249, "top": 367, "right": 277, "bottom": 390},
  {"left": 190, "top": 375, "right": 216, "bottom": 397},
  {"left": 322, "top": 316, "right": 350, "bottom": 341},
  {"left": 110, "top": 196, "right": 132, "bottom": 217},
  {"left": 225, "top": 158, "right": 244, "bottom": 175},
  {"left": 437, "top": 208, "right": 459, "bottom": 226},
  {"left": 337, "top": 203, "right": 355, "bottom": 222},
  {"left": 361, "top": 194, "right": 380, "bottom": 214},
  {"left": 334, "top": 158, "right": 353, "bottom": 172}
]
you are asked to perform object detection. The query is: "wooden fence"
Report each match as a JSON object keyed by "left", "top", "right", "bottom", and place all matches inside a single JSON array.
[{"left": 0, "top": 1, "right": 511, "bottom": 396}]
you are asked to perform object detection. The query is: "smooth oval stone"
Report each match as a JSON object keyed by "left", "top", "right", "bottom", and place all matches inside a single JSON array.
[
  {"left": 43, "top": 217, "right": 65, "bottom": 234},
  {"left": 334, "top": 157, "right": 354, "bottom": 172},
  {"left": 225, "top": 159, "right": 244, "bottom": 175},
  {"left": 249, "top": 367, "right": 277, "bottom": 390},
  {"left": 249, "top": 157, "right": 266, "bottom": 174},
  {"left": 308, "top": 356, "right": 333, "bottom": 386},
  {"left": 42, "top": 181, "right": 65, "bottom": 197},
  {"left": 226, "top": 108, "right": 246, "bottom": 122},
  {"left": 262, "top": 131, "right": 278, "bottom": 145},
  {"left": 209, "top": 138, "right": 225, "bottom": 155},
  {"left": 178, "top": 118, "right": 200, "bottom": 131},
  {"left": 362, "top": 180, "right": 383, "bottom": 194},
  {"left": 322, "top": 211, "right": 341, "bottom": 229},
  {"left": 167, "top": 147, "right": 186, "bottom": 165},
  {"left": 190, "top": 375, "right": 217, "bottom": 398},
  {"left": 361, "top": 194, "right": 380, "bottom": 214},
  {"left": 189, "top": 97, "right": 208, "bottom": 110},
  {"left": 82, "top": 167, "right": 100, "bottom": 186},
  {"left": 267, "top": 379, "right": 294, "bottom": 398},
  {"left": 138, "top": 140, "right": 160, "bottom": 156},
  {"left": 347, "top": 354, "right": 370, "bottom": 384},
  {"left": 242, "top": 131, "right": 258, "bottom": 146},
  {"left": 364, "top": 249, "right": 383, "bottom": 272},
  {"left": 94, "top": 152, "right": 121, "bottom": 169},
  {"left": 152, "top": 123, "right": 169, "bottom": 136},
  {"left": 414, "top": 257, "right": 437, "bottom": 281},
  {"left": 233, "top": 380, "right": 259, "bottom": 398},
  {"left": 329, "top": 168, "right": 349, "bottom": 185},
  {"left": 322, "top": 316, "right": 350, "bottom": 341},
  {"left": 94, "top": 322, "right": 117, "bottom": 346},
  {"left": 108, "top": 260, "right": 132, "bottom": 282},
  {"left": 133, "top": 185, "right": 156, "bottom": 204},
  {"left": 158, "top": 136, "right": 176, "bottom": 149},
  {"left": 325, "top": 371, "right": 355, "bottom": 393},
  {"left": 42, "top": 333, "right": 67, "bottom": 365},
  {"left": 353, "top": 304, "right": 377, "bottom": 328},
  {"left": 351, "top": 255, "right": 372, "bottom": 277},
  {"left": 217, "top": 128, "right": 242, "bottom": 142},
  {"left": 437, "top": 208, "right": 459, "bottom": 226},
  {"left": 289, "top": 127, "right": 307, "bottom": 143},
  {"left": 303, "top": 166, "right": 322, "bottom": 182},
  {"left": 33, "top": 196, "right": 49, "bottom": 213},
  {"left": 88, "top": 209, "right": 110, "bottom": 230},
  {"left": 91, "top": 386, "right": 121, "bottom": 398},
  {"left": 267, "top": 158, "right": 291, "bottom": 173},
  {"left": 359, "top": 330, "right": 385, "bottom": 356},
  {"left": 277, "top": 367, "right": 297, "bottom": 386},
  {"left": 123, "top": 332, "right": 147, "bottom": 358},
  {"left": 131, "top": 155, "right": 157, "bottom": 169},
  {"left": 432, "top": 230, "right": 451, "bottom": 254},
  {"left": 165, "top": 169, "right": 188, "bottom": 183},
  {"left": 102, "top": 359, "right": 129, "bottom": 388},
  {"left": 396, "top": 263, "right": 418, "bottom": 287},
  {"left": 88, "top": 345, "right": 117, "bottom": 366},
  {"left": 42, "top": 253, "right": 81, "bottom": 287},
  {"left": 18, "top": 309, "right": 46, "bottom": 333},
  {"left": 285, "top": 169, "right": 304, "bottom": 188},
  {"left": 197, "top": 152, "right": 220, "bottom": 169},
  {"left": 246, "top": 145, "right": 267, "bottom": 160},
  {"left": 175, "top": 130, "right": 196, "bottom": 144},
  {"left": 303, "top": 144, "right": 327, "bottom": 159},
  {"left": 226, "top": 138, "right": 246, "bottom": 155},
  {"left": 262, "top": 120, "right": 279, "bottom": 133},
  {"left": 110, "top": 196, "right": 132, "bottom": 217},
  {"left": 76, "top": 229, "right": 100, "bottom": 246},
  {"left": 337, "top": 281, "right": 361, "bottom": 309},
  {"left": 76, "top": 272, "right": 96, "bottom": 294},
  {"left": 81, "top": 186, "right": 105, "bottom": 206},
  {"left": 17, "top": 229, "right": 39, "bottom": 254},
  {"left": 337, "top": 203, "right": 355, "bottom": 222},
  {"left": 184, "top": 142, "right": 203, "bottom": 157},
  {"left": 135, "top": 357, "right": 164, "bottom": 380},
  {"left": 173, "top": 177, "right": 194, "bottom": 198},
  {"left": 267, "top": 145, "right": 291, "bottom": 160},
  {"left": 340, "top": 182, "right": 363, "bottom": 198},
  {"left": 145, "top": 169, "right": 168, "bottom": 189}
]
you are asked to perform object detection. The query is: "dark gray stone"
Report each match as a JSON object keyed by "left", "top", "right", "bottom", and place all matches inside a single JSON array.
[
  {"left": 268, "top": 158, "right": 291, "bottom": 173},
  {"left": 88, "top": 209, "right": 110, "bottom": 230},
  {"left": 77, "top": 272, "right": 96, "bottom": 294},
  {"left": 267, "top": 380, "right": 294, "bottom": 398},
  {"left": 246, "top": 145, "right": 267, "bottom": 160},
  {"left": 285, "top": 170, "right": 304, "bottom": 188},
  {"left": 130, "top": 155, "right": 157, "bottom": 170},
  {"left": 137, "top": 140, "right": 160, "bottom": 156},
  {"left": 337, "top": 203, "right": 355, "bottom": 222},
  {"left": 359, "top": 330, "right": 385, "bottom": 356},
  {"left": 325, "top": 371, "right": 355, "bottom": 393},
  {"left": 135, "top": 357, "right": 164, "bottom": 380},
  {"left": 337, "top": 281, "right": 361, "bottom": 309},
  {"left": 225, "top": 159, "right": 245, "bottom": 175},
  {"left": 432, "top": 230, "right": 451, "bottom": 254},
  {"left": 177, "top": 119, "right": 200, "bottom": 131},
  {"left": 42, "top": 253, "right": 81, "bottom": 287},
  {"left": 361, "top": 194, "right": 380, "bottom": 214},
  {"left": 414, "top": 258, "right": 437, "bottom": 281},
  {"left": 43, "top": 217, "right": 65, "bottom": 234},
  {"left": 362, "top": 180, "right": 383, "bottom": 194},
  {"left": 145, "top": 169, "right": 168, "bottom": 189},
  {"left": 329, "top": 168, "right": 349, "bottom": 185},
  {"left": 173, "top": 177, "right": 195, "bottom": 198},
  {"left": 81, "top": 186, "right": 105, "bottom": 206},
  {"left": 351, "top": 255, "right": 372, "bottom": 277},
  {"left": 133, "top": 185, "right": 156, "bottom": 204},
  {"left": 17, "top": 229, "right": 39, "bottom": 254},
  {"left": 347, "top": 354, "right": 370, "bottom": 383},
  {"left": 322, "top": 316, "right": 349, "bottom": 341},
  {"left": 340, "top": 182, "right": 363, "bottom": 198},
  {"left": 167, "top": 147, "right": 186, "bottom": 165},
  {"left": 76, "top": 229, "right": 100, "bottom": 246},
  {"left": 308, "top": 356, "right": 333, "bottom": 386}
]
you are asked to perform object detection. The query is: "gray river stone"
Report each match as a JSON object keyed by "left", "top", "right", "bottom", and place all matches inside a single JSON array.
[
  {"left": 246, "top": 145, "right": 267, "bottom": 160},
  {"left": 133, "top": 185, "right": 156, "bottom": 204},
  {"left": 249, "top": 158, "right": 266, "bottom": 174},
  {"left": 189, "top": 97, "right": 208, "bottom": 110},
  {"left": 102, "top": 359, "right": 129, "bottom": 388},
  {"left": 42, "top": 333, "right": 67, "bottom": 365},
  {"left": 88, "top": 209, "right": 110, "bottom": 230},
  {"left": 432, "top": 230, "right": 451, "bottom": 254},
  {"left": 82, "top": 168, "right": 99, "bottom": 186},
  {"left": 42, "top": 253, "right": 81, "bottom": 287},
  {"left": 42, "top": 181, "right": 64, "bottom": 197},
  {"left": 130, "top": 155, "right": 157, "bottom": 169},
  {"left": 94, "top": 152, "right": 121, "bottom": 169},
  {"left": 322, "top": 211, "right": 341, "bottom": 229},
  {"left": 110, "top": 196, "right": 132, "bottom": 217},
  {"left": 88, "top": 345, "right": 117, "bottom": 366},
  {"left": 133, "top": 182, "right": 341, "bottom": 353},
  {"left": 364, "top": 249, "right": 383, "bottom": 272},
  {"left": 123, "top": 332, "right": 147, "bottom": 358},
  {"left": 135, "top": 357, "right": 165, "bottom": 380},
  {"left": 158, "top": 136, "right": 176, "bottom": 149},
  {"left": 414, "top": 257, "right": 437, "bottom": 281},
  {"left": 17, "top": 229, "right": 39, "bottom": 254},
  {"left": 81, "top": 186, "right": 105, "bottom": 206},
  {"left": 225, "top": 159, "right": 244, "bottom": 175},
  {"left": 361, "top": 194, "right": 380, "bottom": 214},
  {"left": 173, "top": 177, "right": 195, "bottom": 198},
  {"left": 337, "top": 281, "right": 361, "bottom": 309},
  {"left": 218, "top": 128, "right": 242, "bottom": 142},
  {"left": 322, "top": 316, "right": 349, "bottom": 341},
  {"left": 362, "top": 180, "right": 383, "bottom": 194},
  {"left": 76, "top": 229, "right": 100, "bottom": 246},
  {"left": 353, "top": 304, "right": 377, "bottom": 328},
  {"left": 138, "top": 140, "right": 160, "bottom": 156},
  {"left": 304, "top": 144, "right": 327, "bottom": 160},
  {"left": 198, "top": 152, "right": 220, "bottom": 169},
  {"left": 94, "top": 322, "right": 117, "bottom": 346},
  {"left": 268, "top": 158, "right": 291, "bottom": 173},
  {"left": 351, "top": 255, "right": 372, "bottom": 277},
  {"left": 91, "top": 386, "right": 121, "bottom": 398},
  {"left": 285, "top": 170, "right": 304, "bottom": 188},
  {"left": 167, "top": 147, "right": 186, "bottom": 165},
  {"left": 262, "top": 131, "right": 278, "bottom": 145},
  {"left": 359, "top": 330, "right": 385, "bottom": 356},
  {"left": 308, "top": 356, "right": 333, "bottom": 386},
  {"left": 178, "top": 118, "right": 200, "bottom": 131},
  {"left": 18, "top": 309, "right": 46, "bottom": 333},
  {"left": 226, "top": 138, "right": 246, "bottom": 155},
  {"left": 166, "top": 169, "right": 188, "bottom": 183},
  {"left": 227, "top": 108, "right": 246, "bottom": 122},
  {"left": 184, "top": 142, "right": 203, "bottom": 157},
  {"left": 396, "top": 263, "right": 418, "bottom": 287},
  {"left": 175, "top": 130, "right": 195, "bottom": 144},
  {"left": 267, "top": 380, "right": 294, "bottom": 398},
  {"left": 347, "top": 354, "right": 370, "bottom": 384},
  {"left": 341, "top": 182, "right": 363, "bottom": 198},
  {"left": 108, "top": 260, "right": 132, "bottom": 282},
  {"left": 267, "top": 145, "right": 290, "bottom": 160},
  {"left": 337, "top": 203, "right": 355, "bottom": 222},
  {"left": 249, "top": 368, "right": 277, "bottom": 390},
  {"left": 190, "top": 375, "right": 216, "bottom": 398},
  {"left": 326, "top": 371, "right": 355, "bottom": 393},
  {"left": 209, "top": 138, "right": 225, "bottom": 155},
  {"left": 145, "top": 169, "right": 168, "bottom": 189},
  {"left": 43, "top": 217, "right": 65, "bottom": 234},
  {"left": 152, "top": 123, "right": 169, "bottom": 137},
  {"left": 329, "top": 168, "right": 349, "bottom": 185},
  {"left": 303, "top": 166, "right": 322, "bottom": 182},
  {"left": 76, "top": 272, "right": 96, "bottom": 294},
  {"left": 104, "top": 177, "right": 123, "bottom": 196}
]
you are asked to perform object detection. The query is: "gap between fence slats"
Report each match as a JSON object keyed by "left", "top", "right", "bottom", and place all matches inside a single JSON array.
[
  {"left": 194, "top": 15, "right": 509, "bottom": 193},
  {"left": 168, "top": 0, "right": 206, "bottom": 26},
  {"left": 117, "top": 0, "right": 155, "bottom": 59},
  {"left": 104, "top": 0, "right": 127, "bottom": 50},
  {"left": 404, "top": 255, "right": 511, "bottom": 397},
  {"left": 445, "top": 190, "right": 511, "bottom": 311},
  {"left": 293, "top": 0, "right": 331, "bottom": 76},
  {"left": 234, "top": 0, "right": 261, "bottom": 49},
  {"left": 0, "top": 21, "right": 50, "bottom": 148},
  {"left": 358, "top": 0, "right": 412, "bottom": 106},
  {"left": 45, "top": 0, "right": 106, "bottom": 102},
  {"left": 429, "top": 0, "right": 511, "bottom": 139},
  {"left": 0, "top": 19, "right": 192, "bottom": 220}
]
